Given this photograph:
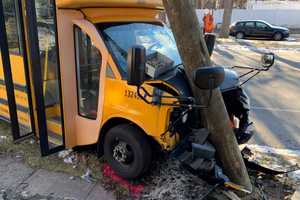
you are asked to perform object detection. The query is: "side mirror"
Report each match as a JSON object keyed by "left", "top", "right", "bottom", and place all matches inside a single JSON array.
[
  {"left": 261, "top": 52, "right": 275, "bottom": 68},
  {"left": 193, "top": 66, "right": 225, "bottom": 90},
  {"left": 127, "top": 45, "right": 146, "bottom": 86},
  {"left": 204, "top": 33, "right": 216, "bottom": 57}
]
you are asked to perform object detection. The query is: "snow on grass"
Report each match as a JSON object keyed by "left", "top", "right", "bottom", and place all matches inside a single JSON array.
[{"left": 242, "top": 144, "right": 300, "bottom": 185}]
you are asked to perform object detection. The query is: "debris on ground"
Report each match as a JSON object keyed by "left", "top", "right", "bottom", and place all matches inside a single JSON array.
[
  {"left": 243, "top": 145, "right": 300, "bottom": 185},
  {"left": 0, "top": 135, "right": 8, "bottom": 143},
  {"left": 58, "top": 149, "right": 73, "bottom": 159},
  {"left": 1, "top": 189, "right": 63, "bottom": 200},
  {"left": 81, "top": 168, "right": 97, "bottom": 183},
  {"left": 0, "top": 121, "right": 297, "bottom": 200}
]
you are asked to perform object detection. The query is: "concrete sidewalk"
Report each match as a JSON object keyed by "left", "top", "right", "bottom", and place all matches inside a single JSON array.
[{"left": 0, "top": 155, "right": 115, "bottom": 200}]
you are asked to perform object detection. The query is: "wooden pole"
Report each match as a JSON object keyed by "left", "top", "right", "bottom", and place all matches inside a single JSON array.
[{"left": 162, "top": 0, "right": 252, "bottom": 192}]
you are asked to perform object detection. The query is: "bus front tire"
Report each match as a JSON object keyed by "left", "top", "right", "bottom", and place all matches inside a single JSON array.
[{"left": 103, "top": 124, "right": 152, "bottom": 179}]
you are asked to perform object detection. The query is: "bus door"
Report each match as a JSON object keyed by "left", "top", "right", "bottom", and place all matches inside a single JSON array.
[
  {"left": 0, "top": 0, "right": 34, "bottom": 142},
  {"left": 71, "top": 20, "right": 107, "bottom": 145},
  {"left": 24, "top": 0, "right": 65, "bottom": 156}
]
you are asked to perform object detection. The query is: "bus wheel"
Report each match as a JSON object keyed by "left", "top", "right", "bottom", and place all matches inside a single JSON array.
[{"left": 104, "top": 124, "right": 152, "bottom": 179}]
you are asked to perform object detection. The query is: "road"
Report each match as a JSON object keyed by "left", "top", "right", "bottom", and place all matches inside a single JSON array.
[{"left": 212, "top": 42, "right": 300, "bottom": 150}]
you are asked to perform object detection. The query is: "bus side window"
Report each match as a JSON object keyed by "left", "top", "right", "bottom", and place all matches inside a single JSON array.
[{"left": 74, "top": 26, "right": 102, "bottom": 119}]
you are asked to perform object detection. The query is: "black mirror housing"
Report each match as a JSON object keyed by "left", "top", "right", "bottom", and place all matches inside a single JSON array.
[
  {"left": 193, "top": 66, "right": 225, "bottom": 90},
  {"left": 204, "top": 33, "right": 216, "bottom": 57},
  {"left": 127, "top": 45, "right": 146, "bottom": 86},
  {"left": 261, "top": 52, "right": 275, "bottom": 68}
]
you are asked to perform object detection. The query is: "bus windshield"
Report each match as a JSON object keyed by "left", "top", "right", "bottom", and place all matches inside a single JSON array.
[{"left": 97, "top": 22, "right": 182, "bottom": 78}]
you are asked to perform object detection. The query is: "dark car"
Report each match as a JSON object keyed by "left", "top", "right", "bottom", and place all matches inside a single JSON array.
[{"left": 229, "top": 20, "right": 290, "bottom": 41}]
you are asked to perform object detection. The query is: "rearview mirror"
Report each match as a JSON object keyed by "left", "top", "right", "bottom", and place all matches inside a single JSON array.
[
  {"left": 204, "top": 33, "right": 216, "bottom": 57},
  {"left": 261, "top": 52, "right": 275, "bottom": 68},
  {"left": 127, "top": 45, "right": 146, "bottom": 86},
  {"left": 193, "top": 66, "right": 225, "bottom": 90}
]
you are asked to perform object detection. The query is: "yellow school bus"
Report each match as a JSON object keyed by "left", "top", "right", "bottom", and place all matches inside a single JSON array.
[
  {"left": 1, "top": 0, "right": 272, "bottom": 181},
  {"left": 0, "top": 0, "right": 190, "bottom": 179}
]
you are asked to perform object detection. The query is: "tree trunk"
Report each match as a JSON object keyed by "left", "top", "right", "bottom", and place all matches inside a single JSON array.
[
  {"left": 162, "top": 0, "right": 252, "bottom": 193},
  {"left": 219, "top": 0, "right": 233, "bottom": 38}
]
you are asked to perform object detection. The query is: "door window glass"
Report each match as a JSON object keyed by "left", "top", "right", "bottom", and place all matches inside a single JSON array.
[
  {"left": 256, "top": 22, "right": 268, "bottom": 29},
  {"left": 236, "top": 22, "right": 244, "bottom": 27},
  {"left": 245, "top": 22, "right": 255, "bottom": 28},
  {"left": 3, "top": 0, "right": 22, "bottom": 55},
  {"left": 74, "top": 27, "right": 101, "bottom": 119},
  {"left": 35, "top": 0, "right": 64, "bottom": 147},
  {"left": 2, "top": 0, "right": 33, "bottom": 136}
]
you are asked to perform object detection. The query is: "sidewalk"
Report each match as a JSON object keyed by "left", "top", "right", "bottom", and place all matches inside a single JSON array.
[{"left": 0, "top": 155, "right": 114, "bottom": 200}]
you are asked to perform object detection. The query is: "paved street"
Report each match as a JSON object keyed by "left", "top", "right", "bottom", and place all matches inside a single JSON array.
[
  {"left": 0, "top": 155, "right": 115, "bottom": 200},
  {"left": 213, "top": 41, "right": 300, "bottom": 150}
]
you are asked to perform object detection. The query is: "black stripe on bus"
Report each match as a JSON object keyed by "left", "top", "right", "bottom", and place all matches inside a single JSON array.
[
  {"left": 0, "top": 79, "right": 28, "bottom": 92},
  {"left": 0, "top": 98, "right": 29, "bottom": 113}
]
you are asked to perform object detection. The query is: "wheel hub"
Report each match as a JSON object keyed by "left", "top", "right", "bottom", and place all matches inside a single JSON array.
[{"left": 113, "top": 141, "right": 132, "bottom": 164}]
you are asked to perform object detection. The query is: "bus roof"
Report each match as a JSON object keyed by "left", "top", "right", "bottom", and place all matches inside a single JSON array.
[{"left": 56, "top": 0, "right": 163, "bottom": 9}]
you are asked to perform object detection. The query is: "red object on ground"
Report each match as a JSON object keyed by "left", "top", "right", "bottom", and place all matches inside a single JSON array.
[{"left": 102, "top": 164, "right": 145, "bottom": 198}]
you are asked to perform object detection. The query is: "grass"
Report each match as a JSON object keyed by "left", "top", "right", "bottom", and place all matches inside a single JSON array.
[
  {"left": 0, "top": 120, "right": 131, "bottom": 199},
  {"left": 0, "top": 120, "right": 102, "bottom": 178}
]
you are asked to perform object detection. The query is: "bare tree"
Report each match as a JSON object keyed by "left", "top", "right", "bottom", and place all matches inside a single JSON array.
[
  {"left": 162, "top": 0, "right": 252, "bottom": 193},
  {"left": 219, "top": 0, "right": 234, "bottom": 38}
]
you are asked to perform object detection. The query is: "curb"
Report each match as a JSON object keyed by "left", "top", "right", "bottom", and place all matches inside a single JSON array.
[{"left": 216, "top": 38, "right": 300, "bottom": 49}]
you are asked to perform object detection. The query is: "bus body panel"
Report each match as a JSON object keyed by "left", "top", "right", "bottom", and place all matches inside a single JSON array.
[
  {"left": 1, "top": 4, "right": 177, "bottom": 150},
  {"left": 56, "top": 0, "right": 163, "bottom": 9},
  {"left": 56, "top": 8, "right": 177, "bottom": 149}
]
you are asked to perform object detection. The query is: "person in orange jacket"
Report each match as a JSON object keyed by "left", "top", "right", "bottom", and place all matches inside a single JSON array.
[{"left": 203, "top": 10, "right": 214, "bottom": 33}]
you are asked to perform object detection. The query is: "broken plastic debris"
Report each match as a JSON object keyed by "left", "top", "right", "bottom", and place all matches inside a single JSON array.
[
  {"left": 81, "top": 168, "right": 96, "bottom": 183},
  {"left": 0, "top": 136, "right": 8, "bottom": 143},
  {"left": 15, "top": 155, "right": 23, "bottom": 159},
  {"left": 63, "top": 155, "right": 76, "bottom": 164},
  {"left": 63, "top": 197, "right": 78, "bottom": 200},
  {"left": 20, "top": 191, "right": 30, "bottom": 198},
  {"left": 58, "top": 149, "right": 73, "bottom": 158}
]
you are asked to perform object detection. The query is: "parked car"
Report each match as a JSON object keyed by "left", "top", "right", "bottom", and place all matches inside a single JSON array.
[{"left": 229, "top": 20, "right": 290, "bottom": 41}]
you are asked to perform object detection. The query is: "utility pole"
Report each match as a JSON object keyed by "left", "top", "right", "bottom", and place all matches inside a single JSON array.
[
  {"left": 162, "top": 0, "right": 252, "bottom": 193},
  {"left": 219, "top": 0, "right": 234, "bottom": 38}
]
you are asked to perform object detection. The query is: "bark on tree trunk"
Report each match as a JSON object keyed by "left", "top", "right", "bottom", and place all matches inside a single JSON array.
[
  {"left": 162, "top": 0, "right": 252, "bottom": 193},
  {"left": 219, "top": 0, "right": 233, "bottom": 38}
]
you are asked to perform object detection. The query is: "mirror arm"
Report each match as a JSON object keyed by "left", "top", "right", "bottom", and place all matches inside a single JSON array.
[
  {"left": 232, "top": 65, "right": 268, "bottom": 71},
  {"left": 136, "top": 86, "right": 209, "bottom": 108},
  {"left": 240, "top": 71, "right": 261, "bottom": 86},
  {"left": 137, "top": 86, "right": 155, "bottom": 105}
]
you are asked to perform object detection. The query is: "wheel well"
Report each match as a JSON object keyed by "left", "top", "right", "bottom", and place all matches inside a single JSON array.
[
  {"left": 236, "top": 31, "right": 244, "bottom": 36},
  {"left": 273, "top": 31, "right": 282, "bottom": 36},
  {"left": 96, "top": 118, "right": 161, "bottom": 157}
]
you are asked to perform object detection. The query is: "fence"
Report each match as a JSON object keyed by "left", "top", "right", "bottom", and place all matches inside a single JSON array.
[{"left": 196, "top": 9, "right": 300, "bottom": 29}]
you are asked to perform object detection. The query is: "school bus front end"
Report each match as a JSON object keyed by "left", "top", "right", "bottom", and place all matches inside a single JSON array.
[
  {"left": 52, "top": 0, "right": 189, "bottom": 179},
  {"left": 0, "top": 0, "right": 198, "bottom": 180}
]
